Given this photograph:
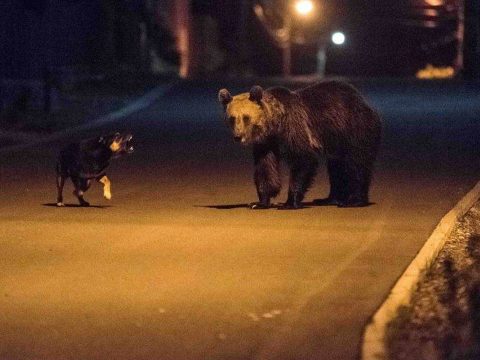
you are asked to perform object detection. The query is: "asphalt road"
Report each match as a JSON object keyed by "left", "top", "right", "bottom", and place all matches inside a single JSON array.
[{"left": 1, "top": 79, "right": 480, "bottom": 360}]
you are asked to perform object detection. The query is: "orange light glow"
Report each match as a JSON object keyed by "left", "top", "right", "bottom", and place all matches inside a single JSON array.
[{"left": 294, "top": 0, "right": 314, "bottom": 16}]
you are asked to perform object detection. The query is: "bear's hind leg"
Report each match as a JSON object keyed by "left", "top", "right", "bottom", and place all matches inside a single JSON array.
[
  {"left": 340, "top": 161, "right": 370, "bottom": 208},
  {"left": 313, "top": 158, "right": 347, "bottom": 206},
  {"left": 281, "top": 156, "right": 318, "bottom": 210},
  {"left": 356, "top": 164, "right": 373, "bottom": 206},
  {"left": 252, "top": 144, "right": 281, "bottom": 209}
]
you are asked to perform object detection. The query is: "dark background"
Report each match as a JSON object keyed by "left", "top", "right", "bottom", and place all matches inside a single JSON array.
[{"left": 0, "top": 0, "right": 478, "bottom": 80}]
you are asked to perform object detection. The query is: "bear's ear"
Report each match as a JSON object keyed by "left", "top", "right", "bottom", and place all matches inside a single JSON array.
[
  {"left": 218, "top": 89, "right": 232, "bottom": 107},
  {"left": 249, "top": 85, "right": 263, "bottom": 104}
]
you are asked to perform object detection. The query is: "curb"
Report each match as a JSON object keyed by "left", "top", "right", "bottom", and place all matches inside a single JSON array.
[
  {"left": 0, "top": 81, "right": 178, "bottom": 154},
  {"left": 361, "top": 179, "right": 480, "bottom": 360}
]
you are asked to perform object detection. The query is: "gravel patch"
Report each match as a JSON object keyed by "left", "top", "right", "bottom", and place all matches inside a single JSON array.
[{"left": 386, "top": 201, "right": 480, "bottom": 360}]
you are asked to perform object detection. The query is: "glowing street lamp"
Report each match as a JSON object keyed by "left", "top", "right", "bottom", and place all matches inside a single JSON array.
[
  {"left": 331, "top": 31, "right": 346, "bottom": 45},
  {"left": 254, "top": 0, "right": 317, "bottom": 76},
  {"left": 280, "top": 0, "right": 315, "bottom": 76},
  {"left": 294, "top": 0, "right": 314, "bottom": 17}
]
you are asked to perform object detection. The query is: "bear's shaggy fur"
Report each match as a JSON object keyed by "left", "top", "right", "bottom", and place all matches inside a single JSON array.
[{"left": 218, "top": 80, "right": 382, "bottom": 210}]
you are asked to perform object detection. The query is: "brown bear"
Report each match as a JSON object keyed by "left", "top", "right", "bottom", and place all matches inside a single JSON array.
[{"left": 218, "top": 80, "right": 382, "bottom": 210}]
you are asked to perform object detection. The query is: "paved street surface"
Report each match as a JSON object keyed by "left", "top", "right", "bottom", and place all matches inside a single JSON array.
[{"left": 1, "top": 79, "right": 479, "bottom": 360}]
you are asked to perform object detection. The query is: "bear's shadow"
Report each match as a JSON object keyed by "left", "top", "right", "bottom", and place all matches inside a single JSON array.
[
  {"left": 198, "top": 203, "right": 313, "bottom": 210},
  {"left": 199, "top": 200, "right": 375, "bottom": 210},
  {"left": 200, "top": 204, "right": 251, "bottom": 210},
  {"left": 42, "top": 203, "right": 112, "bottom": 209}
]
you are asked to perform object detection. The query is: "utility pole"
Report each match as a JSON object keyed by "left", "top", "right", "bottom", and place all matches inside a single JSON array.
[
  {"left": 463, "top": 0, "right": 480, "bottom": 79},
  {"left": 282, "top": 13, "right": 292, "bottom": 77},
  {"left": 454, "top": 0, "right": 464, "bottom": 74},
  {"left": 239, "top": 0, "right": 250, "bottom": 73},
  {"left": 254, "top": 0, "right": 314, "bottom": 77}
]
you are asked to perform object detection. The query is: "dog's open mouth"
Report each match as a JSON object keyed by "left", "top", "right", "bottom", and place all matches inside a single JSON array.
[{"left": 125, "top": 135, "right": 134, "bottom": 153}]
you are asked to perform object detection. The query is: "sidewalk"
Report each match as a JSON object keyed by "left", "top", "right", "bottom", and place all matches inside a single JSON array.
[
  {"left": 386, "top": 199, "right": 480, "bottom": 359},
  {"left": 0, "top": 71, "right": 177, "bottom": 148}
]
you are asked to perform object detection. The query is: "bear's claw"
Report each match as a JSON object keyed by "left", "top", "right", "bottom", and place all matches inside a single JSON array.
[{"left": 249, "top": 202, "right": 270, "bottom": 210}]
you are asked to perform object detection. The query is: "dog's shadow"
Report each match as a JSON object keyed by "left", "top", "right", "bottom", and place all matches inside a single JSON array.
[{"left": 42, "top": 203, "right": 112, "bottom": 209}]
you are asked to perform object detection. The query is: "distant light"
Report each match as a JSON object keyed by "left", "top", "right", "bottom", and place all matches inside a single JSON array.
[
  {"left": 331, "top": 32, "right": 346, "bottom": 45},
  {"left": 294, "top": 0, "right": 314, "bottom": 16},
  {"left": 425, "top": 0, "right": 443, "bottom": 5}
]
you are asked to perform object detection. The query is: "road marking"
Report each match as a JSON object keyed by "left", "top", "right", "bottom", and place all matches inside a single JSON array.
[{"left": 255, "top": 194, "right": 394, "bottom": 360}]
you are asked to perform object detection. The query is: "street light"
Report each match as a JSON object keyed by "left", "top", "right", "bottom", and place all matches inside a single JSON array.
[
  {"left": 294, "top": 0, "right": 314, "bottom": 17},
  {"left": 281, "top": 0, "right": 315, "bottom": 76},
  {"left": 331, "top": 31, "right": 346, "bottom": 45},
  {"left": 254, "top": 0, "right": 317, "bottom": 76}
]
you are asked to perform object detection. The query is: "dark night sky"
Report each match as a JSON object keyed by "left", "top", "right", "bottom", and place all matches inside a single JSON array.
[{"left": 0, "top": 0, "right": 103, "bottom": 78}]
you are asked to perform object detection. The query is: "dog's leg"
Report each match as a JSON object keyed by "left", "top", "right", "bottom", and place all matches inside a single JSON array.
[
  {"left": 56, "top": 175, "right": 65, "bottom": 207},
  {"left": 98, "top": 175, "right": 112, "bottom": 200},
  {"left": 72, "top": 178, "right": 90, "bottom": 207}
]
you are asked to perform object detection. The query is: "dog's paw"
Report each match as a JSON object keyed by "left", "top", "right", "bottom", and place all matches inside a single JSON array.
[
  {"left": 104, "top": 191, "right": 112, "bottom": 200},
  {"left": 56, "top": 202, "right": 65, "bottom": 207}
]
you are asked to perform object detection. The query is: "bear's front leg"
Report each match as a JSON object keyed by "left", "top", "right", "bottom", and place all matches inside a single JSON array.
[
  {"left": 252, "top": 143, "right": 281, "bottom": 210},
  {"left": 280, "top": 155, "right": 318, "bottom": 210}
]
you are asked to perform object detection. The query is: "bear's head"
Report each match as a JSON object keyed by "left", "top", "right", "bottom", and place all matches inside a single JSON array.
[{"left": 218, "top": 86, "right": 271, "bottom": 145}]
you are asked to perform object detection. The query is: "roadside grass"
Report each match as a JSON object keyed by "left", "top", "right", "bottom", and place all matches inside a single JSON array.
[{"left": 386, "top": 202, "right": 480, "bottom": 360}]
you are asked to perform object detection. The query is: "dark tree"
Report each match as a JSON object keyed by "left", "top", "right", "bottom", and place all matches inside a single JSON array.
[{"left": 463, "top": 0, "right": 480, "bottom": 79}]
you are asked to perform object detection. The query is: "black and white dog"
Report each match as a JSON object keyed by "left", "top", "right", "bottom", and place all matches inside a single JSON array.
[{"left": 56, "top": 132, "right": 133, "bottom": 207}]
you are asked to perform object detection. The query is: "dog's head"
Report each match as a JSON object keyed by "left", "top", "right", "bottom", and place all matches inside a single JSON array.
[{"left": 99, "top": 132, "right": 134, "bottom": 157}]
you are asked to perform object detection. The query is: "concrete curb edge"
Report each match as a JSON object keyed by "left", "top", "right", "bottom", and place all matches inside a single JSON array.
[{"left": 361, "top": 179, "right": 480, "bottom": 360}]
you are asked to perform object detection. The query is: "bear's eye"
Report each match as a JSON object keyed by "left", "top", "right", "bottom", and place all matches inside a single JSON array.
[
  {"left": 243, "top": 115, "right": 251, "bottom": 125},
  {"left": 228, "top": 116, "right": 236, "bottom": 125}
]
